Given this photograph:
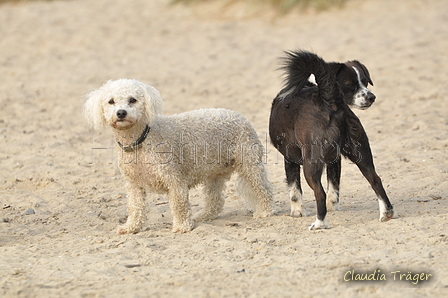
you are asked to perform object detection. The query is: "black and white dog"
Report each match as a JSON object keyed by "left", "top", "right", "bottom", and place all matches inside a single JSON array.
[{"left": 269, "top": 50, "right": 394, "bottom": 230}]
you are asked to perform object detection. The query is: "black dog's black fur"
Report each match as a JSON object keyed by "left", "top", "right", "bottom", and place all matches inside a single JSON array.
[{"left": 269, "top": 50, "right": 394, "bottom": 229}]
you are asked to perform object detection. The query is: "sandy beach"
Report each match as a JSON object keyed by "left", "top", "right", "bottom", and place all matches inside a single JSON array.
[{"left": 0, "top": 0, "right": 447, "bottom": 296}]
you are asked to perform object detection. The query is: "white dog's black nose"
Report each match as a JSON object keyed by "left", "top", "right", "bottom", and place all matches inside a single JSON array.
[{"left": 117, "top": 110, "right": 127, "bottom": 119}]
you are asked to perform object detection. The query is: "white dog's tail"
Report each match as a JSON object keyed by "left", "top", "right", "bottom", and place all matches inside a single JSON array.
[
  {"left": 236, "top": 175, "right": 258, "bottom": 211},
  {"left": 236, "top": 173, "right": 274, "bottom": 217}
]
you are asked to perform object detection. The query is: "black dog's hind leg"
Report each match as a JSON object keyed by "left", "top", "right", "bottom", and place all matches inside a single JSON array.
[
  {"left": 326, "top": 159, "right": 341, "bottom": 211},
  {"left": 343, "top": 137, "right": 394, "bottom": 222},
  {"left": 302, "top": 161, "right": 328, "bottom": 230},
  {"left": 285, "top": 159, "right": 309, "bottom": 217}
]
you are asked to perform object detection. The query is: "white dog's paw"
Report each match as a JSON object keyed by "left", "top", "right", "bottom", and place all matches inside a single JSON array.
[
  {"left": 117, "top": 224, "right": 140, "bottom": 235},
  {"left": 308, "top": 218, "right": 328, "bottom": 230},
  {"left": 192, "top": 211, "right": 218, "bottom": 223},
  {"left": 290, "top": 201, "right": 309, "bottom": 217},
  {"left": 253, "top": 208, "right": 275, "bottom": 219},
  {"left": 172, "top": 220, "right": 194, "bottom": 233},
  {"left": 379, "top": 209, "right": 394, "bottom": 222}
]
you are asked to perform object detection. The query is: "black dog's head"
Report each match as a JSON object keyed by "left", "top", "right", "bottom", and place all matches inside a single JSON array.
[{"left": 330, "top": 61, "right": 376, "bottom": 110}]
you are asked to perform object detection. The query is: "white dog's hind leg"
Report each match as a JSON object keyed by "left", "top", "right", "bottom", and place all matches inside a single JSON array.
[
  {"left": 193, "top": 178, "right": 226, "bottom": 223},
  {"left": 117, "top": 184, "right": 146, "bottom": 234},
  {"left": 169, "top": 185, "right": 194, "bottom": 233}
]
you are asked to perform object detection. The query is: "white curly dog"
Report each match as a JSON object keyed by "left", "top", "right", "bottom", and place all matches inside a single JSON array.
[{"left": 84, "top": 79, "right": 274, "bottom": 234}]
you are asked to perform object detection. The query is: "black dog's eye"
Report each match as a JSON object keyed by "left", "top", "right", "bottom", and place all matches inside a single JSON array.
[
  {"left": 129, "top": 97, "right": 137, "bottom": 104},
  {"left": 108, "top": 99, "right": 115, "bottom": 104},
  {"left": 344, "top": 80, "right": 353, "bottom": 87}
]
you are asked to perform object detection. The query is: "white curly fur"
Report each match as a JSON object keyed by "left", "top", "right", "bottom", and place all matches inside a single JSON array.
[{"left": 84, "top": 79, "right": 274, "bottom": 234}]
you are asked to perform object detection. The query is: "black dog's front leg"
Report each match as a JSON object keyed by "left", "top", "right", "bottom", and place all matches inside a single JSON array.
[
  {"left": 343, "top": 135, "right": 394, "bottom": 222},
  {"left": 326, "top": 158, "right": 341, "bottom": 212}
]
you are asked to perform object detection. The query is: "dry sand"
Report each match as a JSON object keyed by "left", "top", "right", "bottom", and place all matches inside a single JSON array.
[{"left": 0, "top": 0, "right": 447, "bottom": 297}]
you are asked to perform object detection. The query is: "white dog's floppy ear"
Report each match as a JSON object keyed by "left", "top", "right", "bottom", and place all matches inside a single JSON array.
[
  {"left": 83, "top": 88, "right": 107, "bottom": 130},
  {"left": 140, "top": 82, "right": 163, "bottom": 124}
]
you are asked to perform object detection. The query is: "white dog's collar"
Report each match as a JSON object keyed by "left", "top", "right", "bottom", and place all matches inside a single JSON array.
[{"left": 117, "top": 124, "right": 150, "bottom": 152}]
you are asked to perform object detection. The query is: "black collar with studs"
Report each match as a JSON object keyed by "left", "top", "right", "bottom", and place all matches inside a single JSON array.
[{"left": 117, "top": 124, "right": 150, "bottom": 153}]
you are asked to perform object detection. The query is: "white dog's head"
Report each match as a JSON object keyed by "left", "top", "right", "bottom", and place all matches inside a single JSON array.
[{"left": 83, "top": 79, "right": 163, "bottom": 130}]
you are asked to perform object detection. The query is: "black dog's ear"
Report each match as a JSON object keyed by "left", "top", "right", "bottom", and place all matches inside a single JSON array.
[
  {"left": 328, "top": 62, "right": 345, "bottom": 77},
  {"left": 352, "top": 60, "right": 374, "bottom": 86}
]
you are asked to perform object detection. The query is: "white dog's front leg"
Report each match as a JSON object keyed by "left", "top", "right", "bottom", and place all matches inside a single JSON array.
[
  {"left": 169, "top": 186, "right": 194, "bottom": 233},
  {"left": 117, "top": 184, "right": 146, "bottom": 235}
]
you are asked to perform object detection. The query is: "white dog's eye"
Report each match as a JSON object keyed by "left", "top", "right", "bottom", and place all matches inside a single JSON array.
[
  {"left": 108, "top": 99, "right": 115, "bottom": 105},
  {"left": 129, "top": 97, "right": 137, "bottom": 104}
]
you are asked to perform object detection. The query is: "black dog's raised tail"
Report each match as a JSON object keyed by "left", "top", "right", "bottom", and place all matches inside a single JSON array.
[{"left": 279, "top": 50, "right": 339, "bottom": 106}]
